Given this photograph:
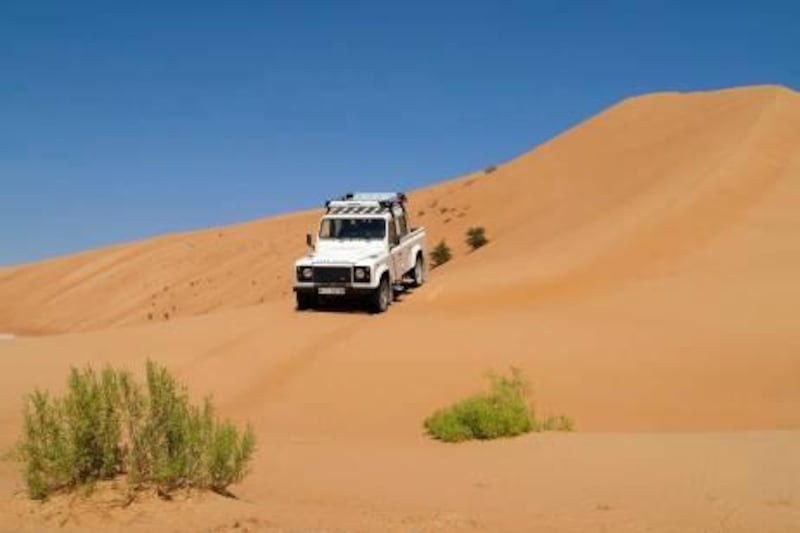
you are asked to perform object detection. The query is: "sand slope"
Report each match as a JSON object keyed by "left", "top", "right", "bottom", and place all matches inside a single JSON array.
[
  {"left": 0, "top": 211, "right": 318, "bottom": 334},
  {"left": 1, "top": 85, "right": 799, "bottom": 531}
]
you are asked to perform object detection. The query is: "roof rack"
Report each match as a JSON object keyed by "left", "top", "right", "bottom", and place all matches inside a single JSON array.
[
  {"left": 325, "top": 192, "right": 407, "bottom": 214},
  {"left": 341, "top": 192, "right": 407, "bottom": 203}
]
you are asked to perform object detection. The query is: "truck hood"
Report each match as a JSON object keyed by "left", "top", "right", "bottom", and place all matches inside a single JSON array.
[{"left": 299, "top": 240, "right": 385, "bottom": 265}]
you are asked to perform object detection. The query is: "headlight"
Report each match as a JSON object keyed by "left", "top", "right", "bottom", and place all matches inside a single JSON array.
[
  {"left": 297, "top": 266, "right": 313, "bottom": 281},
  {"left": 354, "top": 266, "right": 370, "bottom": 282}
]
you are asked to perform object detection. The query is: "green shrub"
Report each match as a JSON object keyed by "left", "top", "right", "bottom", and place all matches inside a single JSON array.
[
  {"left": 540, "top": 414, "right": 575, "bottom": 432},
  {"left": 424, "top": 368, "right": 574, "bottom": 443},
  {"left": 19, "top": 368, "right": 123, "bottom": 499},
  {"left": 17, "top": 361, "right": 255, "bottom": 500},
  {"left": 430, "top": 240, "right": 452, "bottom": 268},
  {"left": 465, "top": 227, "right": 488, "bottom": 250}
]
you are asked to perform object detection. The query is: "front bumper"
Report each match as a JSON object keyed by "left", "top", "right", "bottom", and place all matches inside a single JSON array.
[{"left": 293, "top": 284, "right": 375, "bottom": 297}]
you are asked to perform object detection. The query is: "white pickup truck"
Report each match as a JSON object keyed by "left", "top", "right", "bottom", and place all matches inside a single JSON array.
[{"left": 293, "top": 192, "right": 426, "bottom": 313}]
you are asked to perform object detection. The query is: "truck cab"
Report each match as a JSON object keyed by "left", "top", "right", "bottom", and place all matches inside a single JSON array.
[{"left": 293, "top": 193, "right": 426, "bottom": 313}]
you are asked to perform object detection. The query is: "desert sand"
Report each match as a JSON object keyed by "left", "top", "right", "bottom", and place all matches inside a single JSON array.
[{"left": 1, "top": 85, "right": 799, "bottom": 531}]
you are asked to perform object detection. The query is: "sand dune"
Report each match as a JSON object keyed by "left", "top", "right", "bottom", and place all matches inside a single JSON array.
[
  {"left": 1, "top": 85, "right": 799, "bottom": 531},
  {"left": 2, "top": 85, "right": 799, "bottom": 336}
]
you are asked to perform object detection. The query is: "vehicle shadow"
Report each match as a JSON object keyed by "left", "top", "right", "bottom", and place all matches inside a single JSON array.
[
  {"left": 303, "top": 298, "right": 372, "bottom": 315},
  {"left": 295, "top": 285, "right": 419, "bottom": 315}
]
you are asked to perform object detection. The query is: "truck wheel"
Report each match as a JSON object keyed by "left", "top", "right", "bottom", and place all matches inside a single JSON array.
[
  {"left": 411, "top": 254, "right": 425, "bottom": 287},
  {"left": 296, "top": 292, "right": 316, "bottom": 311},
  {"left": 370, "top": 275, "right": 391, "bottom": 313}
]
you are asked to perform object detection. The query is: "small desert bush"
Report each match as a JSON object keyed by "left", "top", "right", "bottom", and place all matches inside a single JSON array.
[
  {"left": 18, "top": 361, "right": 255, "bottom": 500},
  {"left": 465, "top": 226, "right": 488, "bottom": 250},
  {"left": 540, "top": 414, "right": 575, "bottom": 432},
  {"left": 430, "top": 240, "right": 452, "bottom": 268},
  {"left": 424, "top": 368, "right": 573, "bottom": 443}
]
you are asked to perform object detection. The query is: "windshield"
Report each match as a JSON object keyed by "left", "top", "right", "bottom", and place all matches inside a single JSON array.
[{"left": 319, "top": 217, "right": 386, "bottom": 240}]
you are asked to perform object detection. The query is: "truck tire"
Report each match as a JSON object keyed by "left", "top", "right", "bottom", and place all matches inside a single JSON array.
[
  {"left": 411, "top": 253, "right": 425, "bottom": 287},
  {"left": 296, "top": 291, "right": 317, "bottom": 311},
  {"left": 370, "top": 275, "right": 391, "bottom": 313}
]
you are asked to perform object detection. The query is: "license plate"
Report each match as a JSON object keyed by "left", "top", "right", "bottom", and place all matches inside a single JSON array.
[{"left": 318, "top": 287, "right": 345, "bottom": 295}]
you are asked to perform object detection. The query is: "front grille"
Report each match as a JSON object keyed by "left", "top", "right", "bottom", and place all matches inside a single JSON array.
[{"left": 313, "top": 266, "right": 352, "bottom": 284}]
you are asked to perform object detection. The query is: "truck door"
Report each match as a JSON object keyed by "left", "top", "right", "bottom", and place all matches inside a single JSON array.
[
  {"left": 395, "top": 212, "right": 411, "bottom": 272},
  {"left": 387, "top": 219, "right": 402, "bottom": 282}
]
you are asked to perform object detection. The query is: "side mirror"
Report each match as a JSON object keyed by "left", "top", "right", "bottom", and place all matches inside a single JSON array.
[{"left": 306, "top": 233, "right": 315, "bottom": 250}]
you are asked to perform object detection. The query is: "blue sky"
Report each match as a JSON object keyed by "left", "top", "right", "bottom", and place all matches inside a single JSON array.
[{"left": 1, "top": 1, "right": 798, "bottom": 265}]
